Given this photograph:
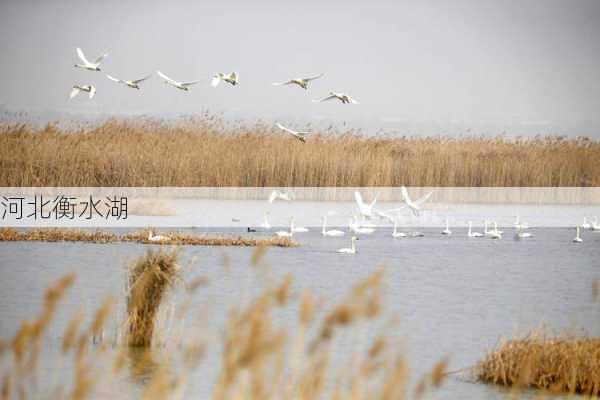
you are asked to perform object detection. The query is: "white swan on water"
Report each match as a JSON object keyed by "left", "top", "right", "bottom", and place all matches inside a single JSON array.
[
  {"left": 273, "top": 73, "right": 324, "bottom": 90},
  {"left": 337, "top": 236, "right": 358, "bottom": 254},
  {"left": 70, "top": 85, "right": 96, "bottom": 99},
  {"left": 441, "top": 218, "right": 452, "bottom": 235},
  {"left": 322, "top": 215, "right": 345, "bottom": 237},
  {"left": 484, "top": 220, "right": 502, "bottom": 239},
  {"left": 514, "top": 215, "right": 529, "bottom": 230},
  {"left": 349, "top": 214, "right": 375, "bottom": 234},
  {"left": 515, "top": 226, "right": 533, "bottom": 239},
  {"left": 148, "top": 230, "right": 169, "bottom": 242},
  {"left": 392, "top": 221, "right": 406, "bottom": 238},
  {"left": 275, "top": 218, "right": 294, "bottom": 238},
  {"left": 260, "top": 213, "right": 271, "bottom": 230},
  {"left": 591, "top": 216, "right": 600, "bottom": 231},
  {"left": 467, "top": 221, "right": 483, "bottom": 237},
  {"left": 74, "top": 48, "right": 107, "bottom": 71},
  {"left": 156, "top": 70, "right": 201, "bottom": 91},
  {"left": 573, "top": 226, "right": 583, "bottom": 243},
  {"left": 582, "top": 216, "right": 591, "bottom": 229}
]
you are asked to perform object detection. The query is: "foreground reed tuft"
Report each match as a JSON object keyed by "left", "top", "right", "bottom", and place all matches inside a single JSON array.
[
  {"left": 476, "top": 330, "right": 600, "bottom": 396},
  {"left": 1, "top": 118, "right": 598, "bottom": 187},
  {"left": 126, "top": 249, "right": 180, "bottom": 347}
]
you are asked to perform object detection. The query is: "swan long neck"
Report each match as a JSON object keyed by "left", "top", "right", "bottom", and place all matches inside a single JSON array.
[
  {"left": 351, "top": 237, "right": 356, "bottom": 251},
  {"left": 322, "top": 217, "right": 327, "bottom": 233}
]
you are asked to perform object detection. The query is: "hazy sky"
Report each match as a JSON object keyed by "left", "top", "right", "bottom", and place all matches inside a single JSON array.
[{"left": 1, "top": 0, "right": 599, "bottom": 136}]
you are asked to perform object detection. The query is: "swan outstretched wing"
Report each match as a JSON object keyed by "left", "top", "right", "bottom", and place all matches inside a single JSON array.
[
  {"left": 94, "top": 53, "right": 108, "bottom": 64},
  {"left": 414, "top": 190, "right": 434, "bottom": 206},
  {"left": 276, "top": 123, "right": 296, "bottom": 135},
  {"left": 354, "top": 191, "right": 365, "bottom": 208},
  {"left": 313, "top": 94, "right": 337, "bottom": 103},
  {"left": 400, "top": 185, "right": 410, "bottom": 200},
  {"left": 181, "top": 80, "right": 200, "bottom": 87},
  {"left": 304, "top": 73, "right": 324, "bottom": 81},
  {"left": 69, "top": 87, "right": 80, "bottom": 99},
  {"left": 88, "top": 86, "right": 96, "bottom": 98},
  {"left": 346, "top": 95, "right": 359, "bottom": 104},
  {"left": 156, "top": 71, "right": 178, "bottom": 85},
  {"left": 132, "top": 74, "right": 152, "bottom": 84},
  {"left": 230, "top": 72, "right": 238, "bottom": 82},
  {"left": 106, "top": 74, "right": 122, "bottom": 83},
  {"left": 272, "top": 80, "right": 293, "bottom": 86},
  {"left": 76, "top": 48, "right": 90, "bottom": 64}
]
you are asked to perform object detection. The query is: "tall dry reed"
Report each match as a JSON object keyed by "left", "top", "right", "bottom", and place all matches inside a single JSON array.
[
  {"left": 1, "top": 118, "right": 598, "bottom": 187},
  {"left": 126, "top": 249, "right": 180, "bottom": 346}
]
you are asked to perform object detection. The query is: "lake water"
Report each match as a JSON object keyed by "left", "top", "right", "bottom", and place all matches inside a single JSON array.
[{"left": 0, "top": 202, "right": 599, "bottom": 399}]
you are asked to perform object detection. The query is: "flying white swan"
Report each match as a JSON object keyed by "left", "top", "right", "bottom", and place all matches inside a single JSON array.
[
  {"left": 211, "top": 72, "right": 239, "bottom": 87},
  {"left": 313, "top": 92, "right": 358, "bottom": 104},
  {"left": 337, "top": 236, "right": 358, "bottom": 254},
  {"left": 573, "top": 226, "right": 583, "bottom": 243},
  {"left": 378, "top": 186, "right": 434, "bottom": 219},
  {"left": 392, "top": 221, "right": 406, "bottom": 238},
  {"left": 581, "top": 216, "right": 591, "bottom": 229},
  {"left": 74, "top": 48, "right": 107, "bottom": 71},
  {"left": 467, "top": 221, "right": 483, "bottom": 237},
  {"left": 441, "top": 218, "right": 452, "bottom": 235},
  {"left": 106, "top": 74, "right": 152, "bottom": 89},
  {"left": 148, "top": 230, "right": 169, "bottom": 242},
  {"left": 268, "top": 190, "right": 295, "bottom": 203},
  {"left": 322, "top": 215, "right": 345, "bottom": 237},
  {"left": 513, "top": 215, "right": 529, "bottom": 230},
  {"left": 276, "top": 123, "right": 309, "bottom": 143},
  {"left": 260, "top": 213, "right": 271, "bottom": 230},
  {"left": 156, "top": 71, "right": 201, "bottom": 91},
  {"left": 70, "top": 85, "right": 96, "bottom": 99},
  {"left": 354, "top": 190, "right": 380, "bottom": 219},
  {"left": 273, "top": 73, "right": 324, "bottom": 90},
  {"left": 275, "top": 218, "right": 294, "bottom": 237}
]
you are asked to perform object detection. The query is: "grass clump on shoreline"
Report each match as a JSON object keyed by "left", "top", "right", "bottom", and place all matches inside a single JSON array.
[
  {"left": 1, "top": 118, "right": 599, "bottom": 187},
  {"left": 476, "top": 331, "right": 600, "bottom": 396}
]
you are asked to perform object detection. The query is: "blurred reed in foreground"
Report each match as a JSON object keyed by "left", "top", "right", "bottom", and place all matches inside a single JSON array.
[
  {"left": 1, "top": 118, "right": 598, "bottom": 187},
  {"left": 0, "top": 249, "right": 451, "bottom": 400}
]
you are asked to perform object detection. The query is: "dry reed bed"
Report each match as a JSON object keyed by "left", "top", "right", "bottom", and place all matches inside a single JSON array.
[
  {"left": 0, "top": 227, "right": 117, "bottom": 242},
  {"left": 0, "top": 227, "right": 297, "bottom": 247},
  {"left": 476, "top": 332, "right": 600, "bottom": 396},
  {"left": 0, "top": 249, "right": 450, "bottom": 400},
  {"left": 1, "top": 118, "right": 598, "bottom": 187},
  {"left": 122, "top": 230, "right": 297, "bottom": 247}
]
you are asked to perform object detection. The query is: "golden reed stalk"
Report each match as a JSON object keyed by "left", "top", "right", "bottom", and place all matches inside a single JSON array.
[{"left": 1, "top": 118, "right": 598, "bottom": 187}]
